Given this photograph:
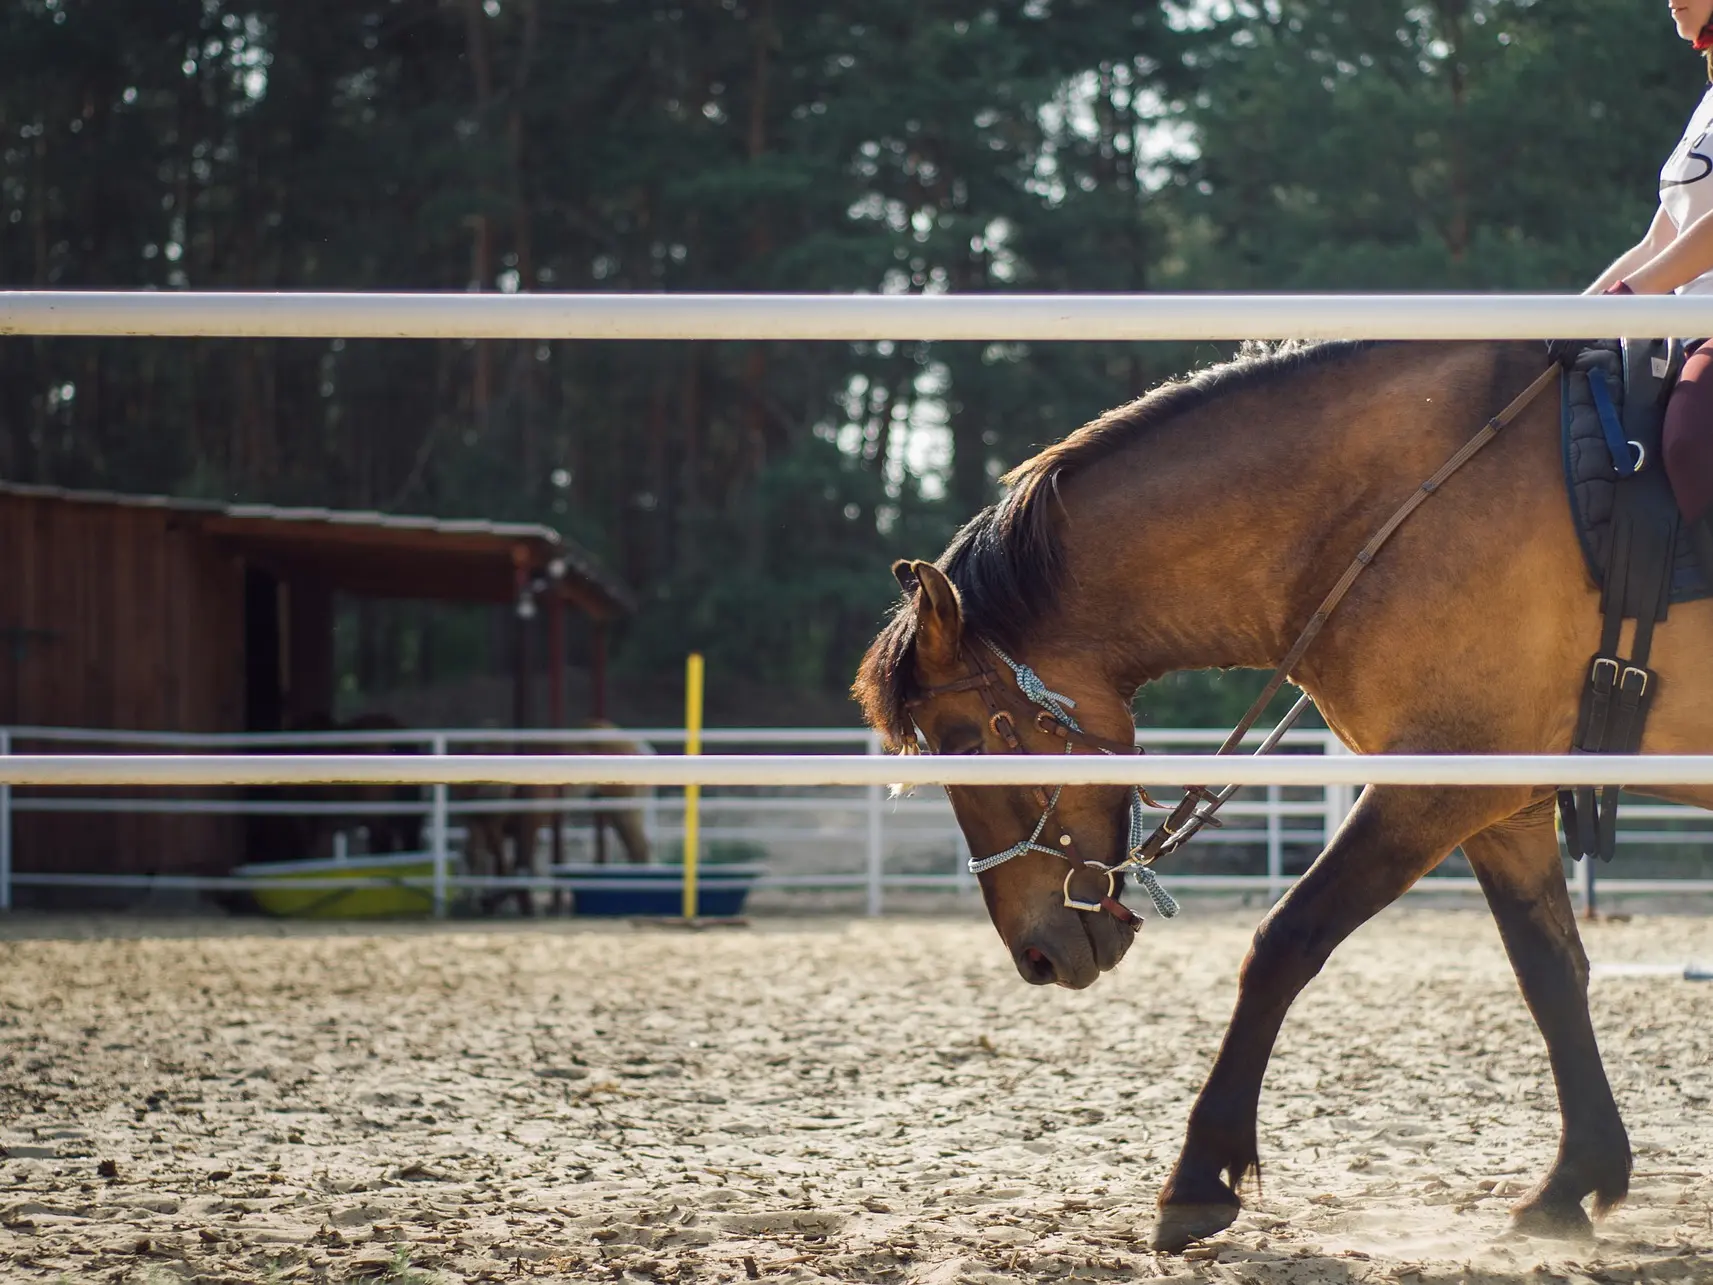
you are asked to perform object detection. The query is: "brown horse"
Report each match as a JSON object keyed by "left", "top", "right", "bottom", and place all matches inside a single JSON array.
[
  {"left": 854, "top": 339, "right": 1713, "bottom": 1252},
  {"left": 462, "top": 721, "right": 652, "bottom": 914},
  {"left": 249, "top": 712, "right": 424, "bottom": 865}
]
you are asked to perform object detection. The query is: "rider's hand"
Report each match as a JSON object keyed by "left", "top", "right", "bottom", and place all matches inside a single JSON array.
[{"left": 1546, "top": 281, "right": 1632, "bottom": 368}]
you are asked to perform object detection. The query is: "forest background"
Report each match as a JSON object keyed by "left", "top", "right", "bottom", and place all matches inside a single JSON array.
[{"left": 0, "top": 0, "right": 1695, "bottom": 727}]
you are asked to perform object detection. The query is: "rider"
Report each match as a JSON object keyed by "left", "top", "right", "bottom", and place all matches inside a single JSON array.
[{"left": 1587, "top": 1, "right": 1713, "bottom": 526}]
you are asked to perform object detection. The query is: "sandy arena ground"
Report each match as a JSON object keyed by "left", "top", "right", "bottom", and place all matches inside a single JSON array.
[{"left": 2, "top": 907, "right": 1712, "bottom": 1284}]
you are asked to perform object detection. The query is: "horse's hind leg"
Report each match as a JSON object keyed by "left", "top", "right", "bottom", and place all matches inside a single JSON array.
[
  {"left": 1462, "top": 806, "right": 1630, "bottom": 1238},
  {"left": 607, "top": 794, "right": 651, "bottom": 865},
  {"left": 1154, "top": 783, "right": 1527, "bottom": 1253}
]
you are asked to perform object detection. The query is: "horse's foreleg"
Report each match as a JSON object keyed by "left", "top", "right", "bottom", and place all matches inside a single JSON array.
[
  {"left": 1153, "top": 784, "right": 1522, "bottom": 1253},
  {"left": 1462, "top": 808, "right": 1629, "bottom": 1238},
  {"left": 516, "top": 816, "right": 543, "bottom": 917}
]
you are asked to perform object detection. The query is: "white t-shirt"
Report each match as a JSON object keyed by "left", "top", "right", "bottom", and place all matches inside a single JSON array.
[{"left": 1660, "top": 87, "right": 1713, "bottom": 294}]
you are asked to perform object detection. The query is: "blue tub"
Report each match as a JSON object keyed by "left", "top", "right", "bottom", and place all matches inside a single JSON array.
[{"left": 553, "top": 863, "right": 764, "bottom": 917}]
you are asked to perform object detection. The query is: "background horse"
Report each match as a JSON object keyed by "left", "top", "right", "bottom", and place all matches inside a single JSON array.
[
  {"left": 855, "top": 339, "right": 1713, "bottom": 1251},
  {"left": 248, "top": 711, "right": 423, "bottom": 865},
  {"left": 462, "top": 721, "right": 652, "bottom": 914}
]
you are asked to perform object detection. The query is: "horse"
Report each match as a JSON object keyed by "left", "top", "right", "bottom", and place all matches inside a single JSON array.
[
  {"left": 247, "top": 711, "right": 424, "bottom": 865},
  {"left": 854, "top": 339, "right": 1713, "bottom": 1252},
  {"left": 334, "top": 712, "right": 427, "bottom": 854},
  {"left": 462, "top": 721, "right": 652, "bottom": 915}
]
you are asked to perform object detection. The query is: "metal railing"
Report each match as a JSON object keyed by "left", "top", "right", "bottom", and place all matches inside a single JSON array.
[
  {"left": 4, "top": 724, "right": 1713, "bottom": 915},
  {"left": 3, "top": 289, "right": 1710, "bottom": 341}
]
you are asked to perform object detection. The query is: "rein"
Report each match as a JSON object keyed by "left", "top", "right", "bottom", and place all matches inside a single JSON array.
[
  {"left": 911, "top": 362, "right": 1559, "bottom": 922},
  {"left": 1133, "top": 361, "right": 1559, "bottom": 863}
]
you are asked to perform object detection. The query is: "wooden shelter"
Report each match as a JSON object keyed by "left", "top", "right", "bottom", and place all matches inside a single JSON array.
[{"left": 0, "top": 481, "right": 631, "bottom": 884}]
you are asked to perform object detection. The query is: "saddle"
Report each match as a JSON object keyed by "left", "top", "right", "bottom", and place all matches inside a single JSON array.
[{"left": 1558, "top": 338, "right": 1699, "bottom": 862}]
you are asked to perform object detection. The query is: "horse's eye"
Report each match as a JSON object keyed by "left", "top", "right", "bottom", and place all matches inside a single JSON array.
[{"left": 953, "top": 742, "right": 985, "bottom": 756}]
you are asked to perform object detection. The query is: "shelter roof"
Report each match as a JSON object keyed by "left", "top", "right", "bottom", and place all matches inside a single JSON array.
[{"left": 0, "top": 481, "right": 633, "bottom": 618}]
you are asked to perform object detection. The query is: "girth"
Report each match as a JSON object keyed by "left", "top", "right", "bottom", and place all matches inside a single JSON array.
[{"left": 1557, "top": 338, "right": 1683, "bottom": 863}]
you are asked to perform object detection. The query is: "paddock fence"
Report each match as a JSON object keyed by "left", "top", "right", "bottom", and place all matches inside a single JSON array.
[
  {"left": 8, "top": 290, "right": 1713, "bottom": 917},
  {"left": 5, "top": 726, "right": 1713, "bottom": 917}
]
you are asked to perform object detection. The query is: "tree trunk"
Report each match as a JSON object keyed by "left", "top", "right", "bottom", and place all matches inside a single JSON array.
[
  {"left": 739, "top": 0, "right": 777, "bottom": 567},
  {"left": 508, "top": 0, "right": 542, "bottom": 494},
  {"left": 1439, "top": 0, "right": 1470, "bottom": 263},
  {"left": 677, "top": 344, "right": 705, "bottom": 579},
  {"left": 463, "top": 0, "right": 495, "bottom": 445}
]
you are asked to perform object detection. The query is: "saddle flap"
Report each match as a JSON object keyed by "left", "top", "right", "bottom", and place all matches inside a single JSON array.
[
  {"left": 1620, "top": 337, "right": 1682, "bottom": 461},
  {"left": 1562, "top": 343, "right": 1706, "bottom": 609}
]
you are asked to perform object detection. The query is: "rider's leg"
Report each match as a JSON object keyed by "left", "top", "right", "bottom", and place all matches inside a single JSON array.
[{"left": 1661, "top": 340, "right": 1713, "bottom": 522}]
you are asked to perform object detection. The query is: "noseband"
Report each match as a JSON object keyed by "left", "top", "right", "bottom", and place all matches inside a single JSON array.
[{"left": 907, "top": 643, "right": 1180, "bottom": 924}]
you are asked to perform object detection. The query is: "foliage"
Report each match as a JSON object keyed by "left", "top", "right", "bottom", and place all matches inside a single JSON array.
[
  {"left": 1, "top": 0, "right": 1701, "bottom": 724},
  {"left": 1167, "top": 0, "right": 1693, "bottom": 290}
]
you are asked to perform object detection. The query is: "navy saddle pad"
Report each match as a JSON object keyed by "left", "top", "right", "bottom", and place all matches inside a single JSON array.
[{"left": 1561, "top": 341, "right": 1709, "bottom": 605}]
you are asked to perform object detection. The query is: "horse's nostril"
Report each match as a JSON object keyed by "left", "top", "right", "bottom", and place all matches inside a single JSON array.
[{"left": 1018, "top": 945, "right": 1057, "bottom": 985}]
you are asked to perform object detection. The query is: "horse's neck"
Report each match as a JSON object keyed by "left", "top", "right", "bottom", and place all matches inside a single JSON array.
[{"left": 1051, "top": 344, "right": 1505, "bottom": 690}]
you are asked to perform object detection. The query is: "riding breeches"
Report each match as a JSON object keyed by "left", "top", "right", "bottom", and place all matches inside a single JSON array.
[{"left": 1664, "top": 340, "right": 1713, "bottom": 525}]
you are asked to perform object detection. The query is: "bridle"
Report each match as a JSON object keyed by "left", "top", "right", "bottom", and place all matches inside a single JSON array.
[
  {"left": 905, "top": 361, "right": 1561, "bottom": 925},
  {"left": 907, "top": 641, "right": 1180, "bottom": 925}
]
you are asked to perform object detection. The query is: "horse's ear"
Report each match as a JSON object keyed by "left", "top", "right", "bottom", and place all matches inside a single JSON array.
[
  {"left": 891, "top": 560, "right": 920, "bottom": 594},
  {"left": 907, "top": 560, "right": 962, "bottom": 670}
]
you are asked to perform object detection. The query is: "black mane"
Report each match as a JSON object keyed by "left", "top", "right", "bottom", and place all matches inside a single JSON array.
[{"left": 854, "top": 340, "right": 1378, "bottom": 749}]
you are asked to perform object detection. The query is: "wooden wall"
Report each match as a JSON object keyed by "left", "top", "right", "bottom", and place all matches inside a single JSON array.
[{"left": 1, "top": 493, "right": 246, "bottom": 880}]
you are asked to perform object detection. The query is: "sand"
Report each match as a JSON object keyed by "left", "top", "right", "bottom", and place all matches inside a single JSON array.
[{"left": 1, "top": 906, "right": 1711, "bottom": 1284}]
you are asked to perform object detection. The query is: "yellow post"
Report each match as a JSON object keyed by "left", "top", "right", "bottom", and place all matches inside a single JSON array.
[{"left": 682, "top": 652, "right": 705, "bottom": 920}]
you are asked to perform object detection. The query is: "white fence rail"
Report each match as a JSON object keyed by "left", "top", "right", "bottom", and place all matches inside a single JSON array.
[
  {"left": 3, "top": 725, "right": 1713, "bottom": 916},
  {"left": 2, "top": 290, "right": 1710, "bottom": 342},
  {"left": 12, "top": 752, "right": 1713, "bottom": 788}
]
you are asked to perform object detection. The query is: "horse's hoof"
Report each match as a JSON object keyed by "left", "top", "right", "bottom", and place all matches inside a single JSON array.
[
  {"left": 1151, "top": 1202, "right": 1240, "bottom": 1253},
  {"left": 1509, "top": 1198, "right": 1594, "bottom": 1241}
]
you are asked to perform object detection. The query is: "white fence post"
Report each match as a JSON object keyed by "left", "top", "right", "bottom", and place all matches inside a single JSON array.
[
  {"left": 865, "top": 732, "right": 885, "bottom": 917},
  {"left": 430, "top": 733, "right": 450, "bottom": 918},
  {"left": 1266, "top": 783, "right": 1284, "bottom": 901},
  {"left": 0, "top": 728, "right": 11, "bottom": 912}
]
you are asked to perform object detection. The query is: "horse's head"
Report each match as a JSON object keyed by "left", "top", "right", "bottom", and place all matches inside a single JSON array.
[{"left": 855, "top": 559, "right": 1143, "bottom": 989}]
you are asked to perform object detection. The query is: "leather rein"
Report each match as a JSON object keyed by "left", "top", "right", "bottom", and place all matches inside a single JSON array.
[{"left": 908, "top": 362, "right": 1559, "bottom": 923}]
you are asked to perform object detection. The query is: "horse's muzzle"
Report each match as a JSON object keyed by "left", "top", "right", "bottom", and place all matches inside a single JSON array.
[{"left": 1012, "top": 903, "right": 1136, "bottom": 988}]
